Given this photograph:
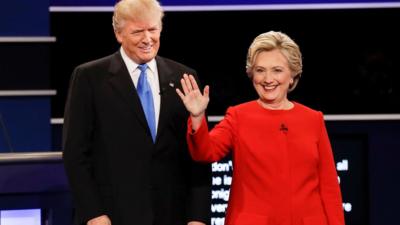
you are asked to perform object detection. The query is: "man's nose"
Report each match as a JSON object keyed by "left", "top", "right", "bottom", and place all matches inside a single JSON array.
[{"left": 142, "top": 31, "right": 151, "bottom": 43}]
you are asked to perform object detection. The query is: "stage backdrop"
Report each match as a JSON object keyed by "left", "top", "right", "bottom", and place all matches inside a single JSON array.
[{"left": 49, "top": 0, "right": 400, "bottom": 6}]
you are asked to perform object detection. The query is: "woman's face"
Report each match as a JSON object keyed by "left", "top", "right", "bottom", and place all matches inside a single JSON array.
[{"left": 252, "top": 49, "right": 293, "bottom": 106}]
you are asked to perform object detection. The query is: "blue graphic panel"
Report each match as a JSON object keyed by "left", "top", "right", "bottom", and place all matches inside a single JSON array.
[
  {"left": 0, "top": 97, "right": 52, "bottom": 152},
  {"left": 0, "top": 0, "right": 49, "bottom": 36},
  {"left": 0, "top": 209, "right": 41, "bottom": 225}
]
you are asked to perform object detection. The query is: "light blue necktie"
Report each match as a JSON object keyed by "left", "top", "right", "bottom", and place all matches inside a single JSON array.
[{"left": 137, "top": 64, "right": 156, "bottom": 142}]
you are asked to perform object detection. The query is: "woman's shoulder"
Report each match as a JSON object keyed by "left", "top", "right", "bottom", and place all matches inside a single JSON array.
[
  {"left": 293, "top": 102, "right": 324, "bottom": 118},
  {"left": 227, "top": 100, "right": 258, "bottom": 112}
]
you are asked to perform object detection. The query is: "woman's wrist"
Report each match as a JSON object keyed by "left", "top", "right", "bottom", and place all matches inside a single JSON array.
[
  {"left": 190, "top": 112, "right": 205, "bottom": 131},
  {"left": 190, "top": 111, "right": 205, "bottom": 119}
]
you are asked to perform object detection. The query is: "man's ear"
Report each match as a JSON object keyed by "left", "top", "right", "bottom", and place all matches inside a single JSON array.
[{"left": 115, "top": 30, "right": 122, "bottom": 43}]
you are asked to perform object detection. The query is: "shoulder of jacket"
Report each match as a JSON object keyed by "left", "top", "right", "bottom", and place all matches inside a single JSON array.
[
  {"left": 156, "top": 55, "right": 195, "bottom": 73},
  {"left": 75, "top": 54, "right": 115, "bottom": 70},
  {"left": 294, "top": 102, "right": 324, "bottom": 119}
]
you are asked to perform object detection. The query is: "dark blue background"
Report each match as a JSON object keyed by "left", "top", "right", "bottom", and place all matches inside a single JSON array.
[
  {"left": 49, "top": 0, "right": 400, "bottom": 6},
  {"left": 0, "top": 0, "right": 49, "bottom": 36}
]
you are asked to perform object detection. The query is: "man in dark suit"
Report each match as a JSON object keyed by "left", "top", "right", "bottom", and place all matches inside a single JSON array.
[{"left": 62, "top": 0, "right": 211, "bottom": 225}]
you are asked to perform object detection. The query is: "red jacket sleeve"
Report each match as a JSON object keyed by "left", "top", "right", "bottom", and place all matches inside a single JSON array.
[{"left": 187, "top": 107, "right": 236, "bottom": 162}]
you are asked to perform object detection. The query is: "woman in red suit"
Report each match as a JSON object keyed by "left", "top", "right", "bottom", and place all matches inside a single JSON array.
[{"left": 176, "top": 31, "right": 345, "bottom": 225}]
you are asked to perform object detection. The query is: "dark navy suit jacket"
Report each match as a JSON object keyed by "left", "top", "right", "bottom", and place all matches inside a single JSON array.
[{"left": 63, "top": 52, "right": 211, "bottom": 225}]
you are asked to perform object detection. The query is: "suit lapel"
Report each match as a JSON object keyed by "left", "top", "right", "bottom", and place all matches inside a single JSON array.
[
  {"left": 107, "top": 52, "right": 150, "bottom": 134},
  {"left": 156, "top": 56, "right": 180, "bottom": 142},
  {"left": 107, "top": 53, "right": 182, "bottom": 143}
]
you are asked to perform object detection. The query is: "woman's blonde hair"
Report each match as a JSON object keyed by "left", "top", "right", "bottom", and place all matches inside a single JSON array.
[{"left": 246, "top": 31, "right": 303, "bottom": 92}]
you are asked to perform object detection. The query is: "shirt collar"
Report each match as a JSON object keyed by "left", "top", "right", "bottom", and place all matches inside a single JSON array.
[{"left": 120, "top": 47, "right": 157, "bottom": 74}]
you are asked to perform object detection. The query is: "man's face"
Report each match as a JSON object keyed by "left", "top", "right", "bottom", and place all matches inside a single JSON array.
[{"left": 115, "top": 18, "right": 161, "bottom": 64}]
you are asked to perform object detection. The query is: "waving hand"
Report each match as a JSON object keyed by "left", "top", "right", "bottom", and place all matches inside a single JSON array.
[{"left": 176, "top": 74, "right": 209, "bottom": 129}]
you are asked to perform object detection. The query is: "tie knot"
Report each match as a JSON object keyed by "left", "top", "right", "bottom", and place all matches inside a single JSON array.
[{"left": 138, "top": 64, "right": 148, "bottom": 72}]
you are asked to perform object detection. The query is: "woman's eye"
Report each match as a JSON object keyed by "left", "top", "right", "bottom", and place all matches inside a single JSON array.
[{"left": 255, "top": 68, "right": 264, "bottom": 73}]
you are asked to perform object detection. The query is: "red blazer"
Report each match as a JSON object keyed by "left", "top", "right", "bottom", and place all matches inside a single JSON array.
[{"left": 188, "top": 101, "right": 345, "bottom": 225}]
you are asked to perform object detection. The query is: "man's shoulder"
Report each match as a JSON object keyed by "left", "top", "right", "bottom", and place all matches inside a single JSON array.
[
  {"left": 156, "top": 56, "right": 196, "bottom": 73},
  {"left": 75, "top": 52, "right": 118, "bottom": 71}
]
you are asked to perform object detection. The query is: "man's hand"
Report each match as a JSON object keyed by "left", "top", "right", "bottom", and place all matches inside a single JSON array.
[{"left": 87, "top": 215, "right": 111, "bottom": 225}]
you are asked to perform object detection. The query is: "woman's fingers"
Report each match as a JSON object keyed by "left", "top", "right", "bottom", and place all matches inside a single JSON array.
[
  {"left": 175, "top": 88, "right": 185, "bottom": 100},
  {"left": 203, "top": 85, "right": 210, "bottom": 98},
  {"left": 183, "top": 74, "right": 194, "bottom": 91},
  {"left": 180, "top": 75, "right": 189, "bottom": 95},
  {"left": 179, "top": 73, "right": 207, "bottom": 97},
  {"left": 189, "top": 74, "right": 199, "bottom": 90}
]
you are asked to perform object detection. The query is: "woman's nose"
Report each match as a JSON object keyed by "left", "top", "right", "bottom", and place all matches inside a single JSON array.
[{"left": 263, "top": 72, "right": 274, "bottom": 83}]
